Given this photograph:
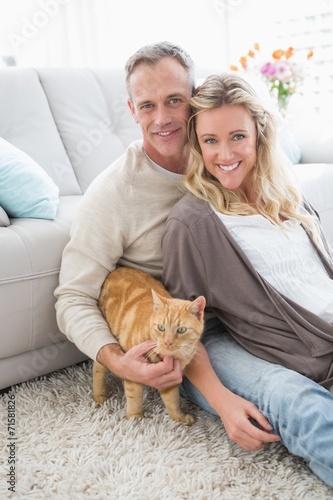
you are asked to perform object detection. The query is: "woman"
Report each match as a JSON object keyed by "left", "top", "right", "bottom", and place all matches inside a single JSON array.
[{"left": 162, "top": 73, "right": 333, "bottom": 487}]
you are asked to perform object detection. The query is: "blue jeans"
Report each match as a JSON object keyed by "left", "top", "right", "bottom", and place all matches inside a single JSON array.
[{"left": 180, "top": 318, "right": 333, "bottom": 487}]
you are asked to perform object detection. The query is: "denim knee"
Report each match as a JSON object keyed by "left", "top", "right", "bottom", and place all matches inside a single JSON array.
[{"left": 256, "top": 363, "right": 333, "bottom": 440}]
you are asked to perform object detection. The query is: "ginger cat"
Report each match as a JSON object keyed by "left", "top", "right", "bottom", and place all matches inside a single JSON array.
[{"left": 93, "top": 266, "right": 205, "bottom": 425}]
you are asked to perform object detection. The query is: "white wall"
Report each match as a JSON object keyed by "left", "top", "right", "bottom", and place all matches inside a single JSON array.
[
  {"left": 1, "top": 0, "right": 331, "bottom": 114},
  {"left": 0, "top": 0, "right": 228, "bottom": 71}
]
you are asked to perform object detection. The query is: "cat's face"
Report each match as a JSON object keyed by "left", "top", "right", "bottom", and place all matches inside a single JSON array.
[{"left": 149, "top": 291, "right": 205, "bottom": 363}]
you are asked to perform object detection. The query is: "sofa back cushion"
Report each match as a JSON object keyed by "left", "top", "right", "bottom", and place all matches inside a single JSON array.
[
  {"left": 0, "top": 68, "right": 82, "bottom": 196},
  {"left": 0, "top": 67, "right": 142, "bottom": 195},
  {"left": 294, "top": 163, "right": 333, "bottom": 247},
  {"left": 36, "top": 68, "right": 141, "bottom": 193}
]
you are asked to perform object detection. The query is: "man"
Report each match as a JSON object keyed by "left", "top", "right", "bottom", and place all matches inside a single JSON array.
[{"left": 55, "top": 41, "right": 279, "bottom": 451}]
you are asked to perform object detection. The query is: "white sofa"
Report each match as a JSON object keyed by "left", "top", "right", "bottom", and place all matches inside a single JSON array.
[
  {"left": 0, "top": 67, "right": 141, "bottom": 390},
  {"left": 0, "top": 68, "right": 332, "bottom": 391}
]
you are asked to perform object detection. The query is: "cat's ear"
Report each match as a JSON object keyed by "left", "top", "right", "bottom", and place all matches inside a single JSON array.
[
  {"left": 151, "top": 289, "right": 165, "bottom": 311},
  {"left": 188, "top": 296, "right": 206, "bottom": 320}
]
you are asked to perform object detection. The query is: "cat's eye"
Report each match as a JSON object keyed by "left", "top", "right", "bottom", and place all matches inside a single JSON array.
[
  {"left": 177, "top": 327, "right": 187, "bottom": 334},
  {"left": 157, "top": 324, "right": 166, "bottom": 332}
]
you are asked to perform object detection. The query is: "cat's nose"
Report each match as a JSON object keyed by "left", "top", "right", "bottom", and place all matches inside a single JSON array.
[{"left": 164, "top": 340, "right": 173, "bottom": 346}]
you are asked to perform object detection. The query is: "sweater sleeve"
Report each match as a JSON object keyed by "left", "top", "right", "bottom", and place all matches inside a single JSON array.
[
  {"left": 54, "top": 173, "right": 126, "bottom": 361},
  {"left": 162, "top": 216, "right": 210, "bottom": 305}
]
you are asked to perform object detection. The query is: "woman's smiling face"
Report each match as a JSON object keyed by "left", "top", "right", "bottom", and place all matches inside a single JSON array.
[{"left": 195, "top": 104, "right": 257, "bottom": 200}]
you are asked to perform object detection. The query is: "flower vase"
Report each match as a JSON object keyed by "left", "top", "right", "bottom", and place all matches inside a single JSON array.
[{"left": 277, "top": 95, "right": 291, "bottom": 118}]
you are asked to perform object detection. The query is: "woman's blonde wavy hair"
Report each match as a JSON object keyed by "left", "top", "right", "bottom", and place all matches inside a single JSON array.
[{"left": 186, "top": 73, "right": 324, "bottom": 249}]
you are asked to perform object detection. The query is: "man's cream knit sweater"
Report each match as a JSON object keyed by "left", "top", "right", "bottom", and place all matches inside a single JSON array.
[{"left": 55, "top": 141, "right": 184, "bottom": 360}]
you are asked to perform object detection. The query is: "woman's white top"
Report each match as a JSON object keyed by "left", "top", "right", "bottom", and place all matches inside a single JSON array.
[{"left": 214, "top": 210, "right": 333, "bottom": 323}]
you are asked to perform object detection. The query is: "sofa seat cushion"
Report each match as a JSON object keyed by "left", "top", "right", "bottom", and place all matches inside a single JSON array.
[
  {"left": 0, "top": 137, "right": 60, "bottom": 219},
  {"left": 0, "top": 195, "right": 81, "bottom": 359}
]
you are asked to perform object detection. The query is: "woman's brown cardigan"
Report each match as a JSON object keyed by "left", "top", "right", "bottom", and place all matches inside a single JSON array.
[{"left": 162, "top": 192, "right": 333, "bottom": 388}]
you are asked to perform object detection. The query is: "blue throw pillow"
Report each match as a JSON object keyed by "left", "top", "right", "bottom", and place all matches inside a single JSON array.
[{"left": 0, "top": 137, "right": 59, "bottom": 219}]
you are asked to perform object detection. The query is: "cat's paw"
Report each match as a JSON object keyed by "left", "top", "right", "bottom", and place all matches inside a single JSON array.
[
  {"left": 126, "top": 413, "right": 143, "bottom": 420},
  {"left": 173, "top": 413, "right": 195, "bottom": 425},
  {"left": 126, "top": 413, "right": 143, "bottom": 421},
  {"left": 93, "top": 394, "right": 108, "bottom": 405}
]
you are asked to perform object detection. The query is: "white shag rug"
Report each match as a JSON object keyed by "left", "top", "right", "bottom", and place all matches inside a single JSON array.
[{"left": 1, "top": 360, "right": 332, "bottom": 500}]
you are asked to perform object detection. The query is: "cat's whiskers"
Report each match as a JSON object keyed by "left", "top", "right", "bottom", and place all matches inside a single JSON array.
[
  {"left": 146, "top": 344, "right": 160, "bottom": 359},
  {"left": 188, "top": 348, "right": 206, "bottom": 364},
  {"left": 147, "top": 345, "right": 159, "bottom": 357},
  {"left": 167, "top": 342, "right": 195, "bottom": 364}
]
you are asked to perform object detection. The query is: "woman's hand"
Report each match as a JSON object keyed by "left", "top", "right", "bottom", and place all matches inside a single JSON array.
[
  {"left": 214, "top": 389, "right": 280, "bottom": 451},
  {"left": 185, "top": 342, "right": 280, "bottom": 451}
]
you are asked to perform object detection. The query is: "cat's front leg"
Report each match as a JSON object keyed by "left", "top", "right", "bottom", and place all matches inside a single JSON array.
[
  {"left": 92, "top": 361, "right": 109, "bottom": 404},
  {"left": 124, "top": 380, "right": 144, "bottom": 420},
  {"left": 159, "top": 386, "right": 195, "bottom": 425}
]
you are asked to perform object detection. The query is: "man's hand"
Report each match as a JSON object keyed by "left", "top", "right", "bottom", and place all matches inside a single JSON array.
[{"left": 96, "top": 341, "right": 183, "bottom": 390}]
